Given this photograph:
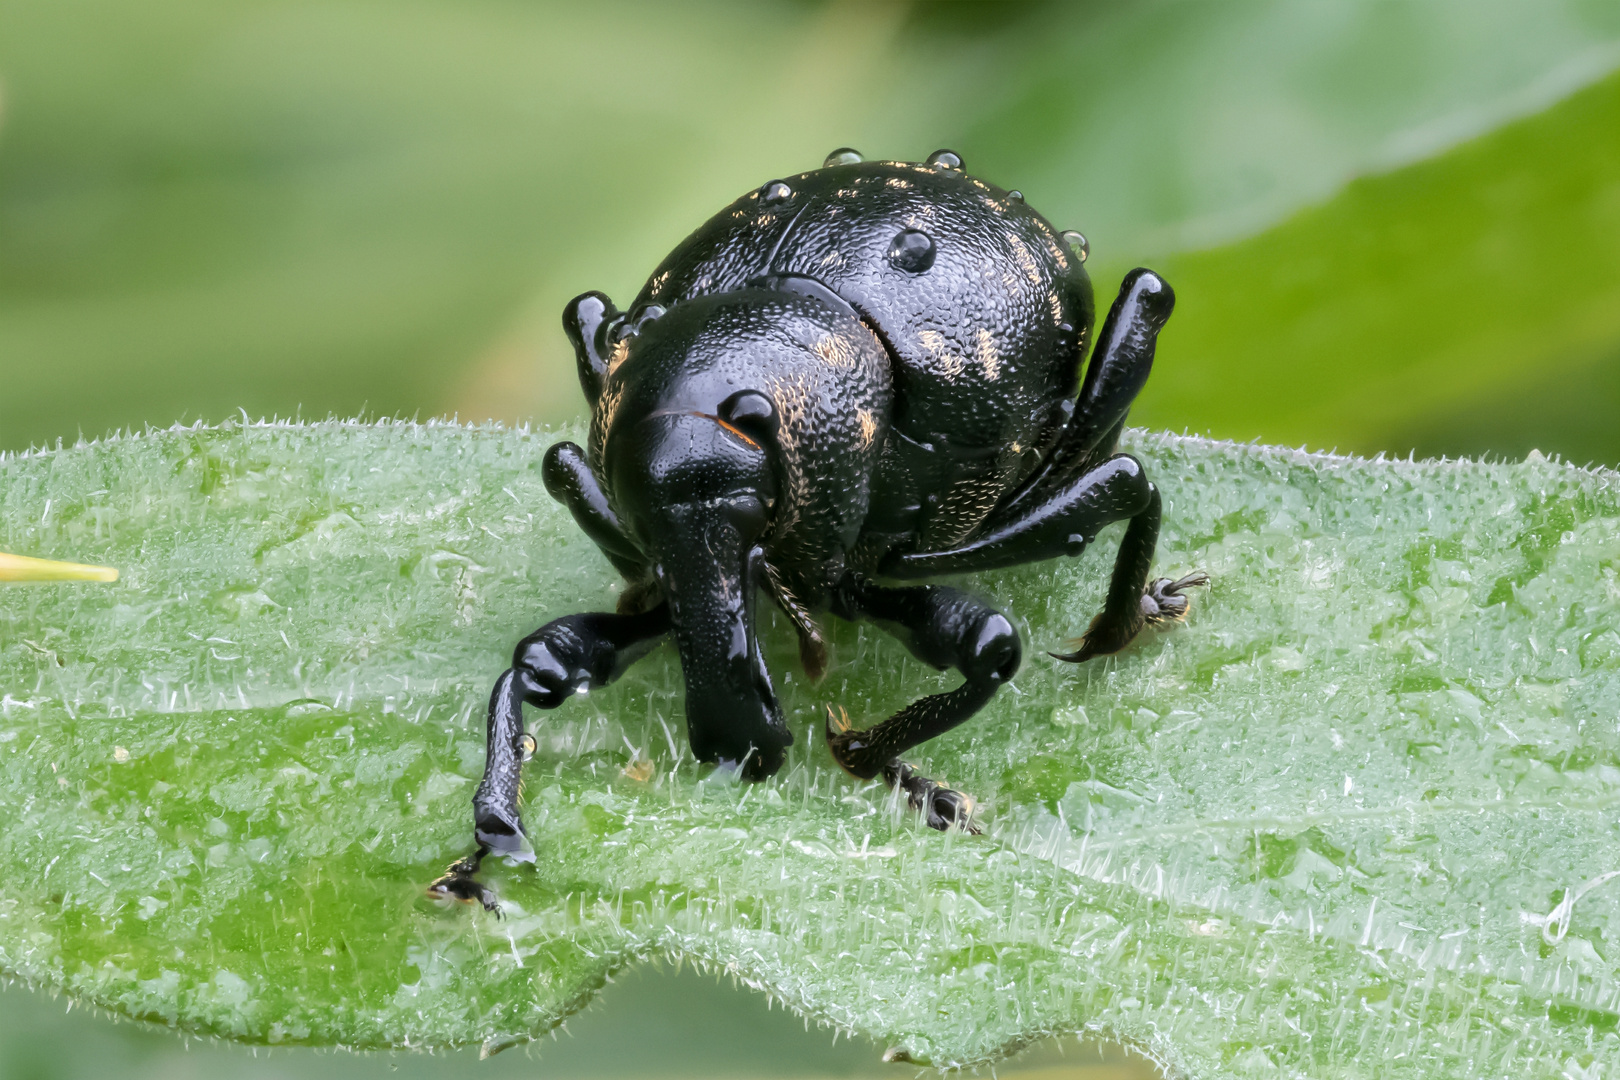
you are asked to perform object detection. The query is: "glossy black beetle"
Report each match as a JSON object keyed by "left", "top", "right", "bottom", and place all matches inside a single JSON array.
[{"left": 431, "top": 149, "right": 1206, "bottom": 911}]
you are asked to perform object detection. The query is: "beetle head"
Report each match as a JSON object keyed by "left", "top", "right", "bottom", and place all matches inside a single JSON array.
[{"left": 609, "top": 392, "right": 791, "bottom": 779}]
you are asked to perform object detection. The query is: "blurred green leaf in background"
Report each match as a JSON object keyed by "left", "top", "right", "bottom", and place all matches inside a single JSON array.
[
  {"left": 5, "top": 2, "right": 1620, "bottom": 1078},
  {"left": 3, "top": 0, "right": 1619, "bottom": 461}
]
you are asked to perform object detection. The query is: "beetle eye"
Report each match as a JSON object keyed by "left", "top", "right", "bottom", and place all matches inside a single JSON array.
[
  {"left": 718, "top": 389, "right": 778, "bottom": 444},
  {"left": 887, "top": 229, "right": 935, "bottom": 274}
]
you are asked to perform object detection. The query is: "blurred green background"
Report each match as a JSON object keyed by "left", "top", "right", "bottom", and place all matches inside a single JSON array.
[
  {"left": 4, "top": 0, "right": 1620, "bottom": 464},
  {"left": 3, "top": 0, "right": 1620, "bottom": 1076}
]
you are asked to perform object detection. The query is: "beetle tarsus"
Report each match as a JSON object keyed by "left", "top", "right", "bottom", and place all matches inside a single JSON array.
[
  {"left": 1142, "top": 572, "right": 1209, "bottom": 625},
  {"left": 426, "top": 847, "right": 502, "bottom": 916},
  {"left": 1053, "top": 568, "right": 1209, "bottom": 663},
  {"left": 884, "top": 759, "right": 981, "bottom": 833}
]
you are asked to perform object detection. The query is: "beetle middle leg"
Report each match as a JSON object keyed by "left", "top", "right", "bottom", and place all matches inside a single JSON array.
[
  {"left": 429, "top": 604, "right": 670, "bottom": 910},
  {"left": 880, "top": 456, "right": 1206, "bottom": 662},
  {"left": 824, "top": 574, "right": 1021, "bottom": 832},
  {"left": 542, "top": 440, "right": 650, "bottom": 588}
]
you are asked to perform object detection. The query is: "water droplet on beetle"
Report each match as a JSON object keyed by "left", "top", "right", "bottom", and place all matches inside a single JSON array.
[
  {"left": 823, "top": 147, "right": 862, "bottom": 168},
  {"left": 926, "top": 149, "right": 963, "bottom": 171},
  {"left": 887, "top": 229, "right": 936, "bottom": 273},
  {"left": 520, "top": 733, "right": 536, "bottom": 760},
  {"left": 1008, "top": 190, "right": 1024, "bottom": 202},
  {"left": 1060, "top": 229, "right": 1089, "bottom": 262},
  {"left": 762, "top": 181, "right": 792, "bottom": 202}
]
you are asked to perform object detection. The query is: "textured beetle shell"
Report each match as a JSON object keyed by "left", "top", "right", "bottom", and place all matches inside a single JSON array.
[
  {"left": 629, "top": 161, "right": 1096, "bottom": 548},
  {"left": 592, "top": 289, "right": 892, "bottom": 603}
]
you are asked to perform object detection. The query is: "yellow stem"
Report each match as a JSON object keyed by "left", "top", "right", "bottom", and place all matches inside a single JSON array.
[{"left": 0, "top": 552, "right": 119, "bottom": 583}]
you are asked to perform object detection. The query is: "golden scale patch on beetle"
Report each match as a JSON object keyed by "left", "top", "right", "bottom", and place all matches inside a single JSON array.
[
  {"left": 856, "top": 408, "right": 877, "bottom": 450},
  {"left": 885, "top": 177, "right": 912, "bottom": 190},
  {"left": 589, "top": 381, "right": 625, "bottom": 478},
  {"left": 930, "top": 470, "right": 1007, "bottom": 548},
  {"left": 812, "top": 334, "right": 857, "bottom": 368},
  {"left": 1006, "top": 233, "right": 1042, "bottom": 286},
  {"left": 1045, "top": 238, "right": 1069, "bottom": 273},
  {"left": 1048, "top": 291, "right": 1065, "bottom": 326},
  {"left": 976, "top": 327, "right": 1001, "bottom": 381},
  {"left": 765, "top": 375, "right": 814, "bottom": 538},
  {"left": 917, "top": 329, "right": 966, "bottom": 383}
]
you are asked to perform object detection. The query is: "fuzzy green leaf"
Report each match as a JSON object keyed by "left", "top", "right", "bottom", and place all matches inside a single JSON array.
[{"left": 4, "top": 421, "right": 1620, "bottom": 1078}]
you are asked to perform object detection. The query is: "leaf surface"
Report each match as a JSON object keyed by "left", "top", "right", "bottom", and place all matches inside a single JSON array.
[{"left": 4, "top": 421, "right": 1620, "bottom": 1078}]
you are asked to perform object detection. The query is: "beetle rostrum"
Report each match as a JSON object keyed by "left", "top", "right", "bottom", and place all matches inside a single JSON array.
[{"left": 431, "top": 150, "right": 1208, "bottom": 912}]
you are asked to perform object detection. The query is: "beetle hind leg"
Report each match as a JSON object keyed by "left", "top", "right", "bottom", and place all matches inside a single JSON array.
[{"left": 999, "top": 268, "right": 1173, "bottom": 518}]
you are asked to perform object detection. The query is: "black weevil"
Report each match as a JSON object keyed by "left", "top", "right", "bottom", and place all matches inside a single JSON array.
[{"left": 429, "top": 149, "right": 1206, "bottom": 912}]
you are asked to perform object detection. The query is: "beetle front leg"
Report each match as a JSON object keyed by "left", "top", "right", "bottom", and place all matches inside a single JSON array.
[
  {"left": 824, "top": 575, "right": 1021, "bottom": 833},
  {"left": 429, "top": 605, "right": 670, "bottom": 911}
]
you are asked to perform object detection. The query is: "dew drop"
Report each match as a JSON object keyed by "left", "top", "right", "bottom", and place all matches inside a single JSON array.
[
  {"left": 520, "top": 733, "right": 536, "bottom": 760},
  {"left": 762, "top": 180, "right": 793, "bottom": 202},
  {"left": 926, "top": 149, "right": 963, "bottom": 171},
  {"left": 1060, "top": 229, "right": 1089, "bottom": 263},
  {"left": 887, "top": 229, "right": 936, "bottom": 273},
  {"left": 823, "top": 147, "right": 863, "bottom": 168}
]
